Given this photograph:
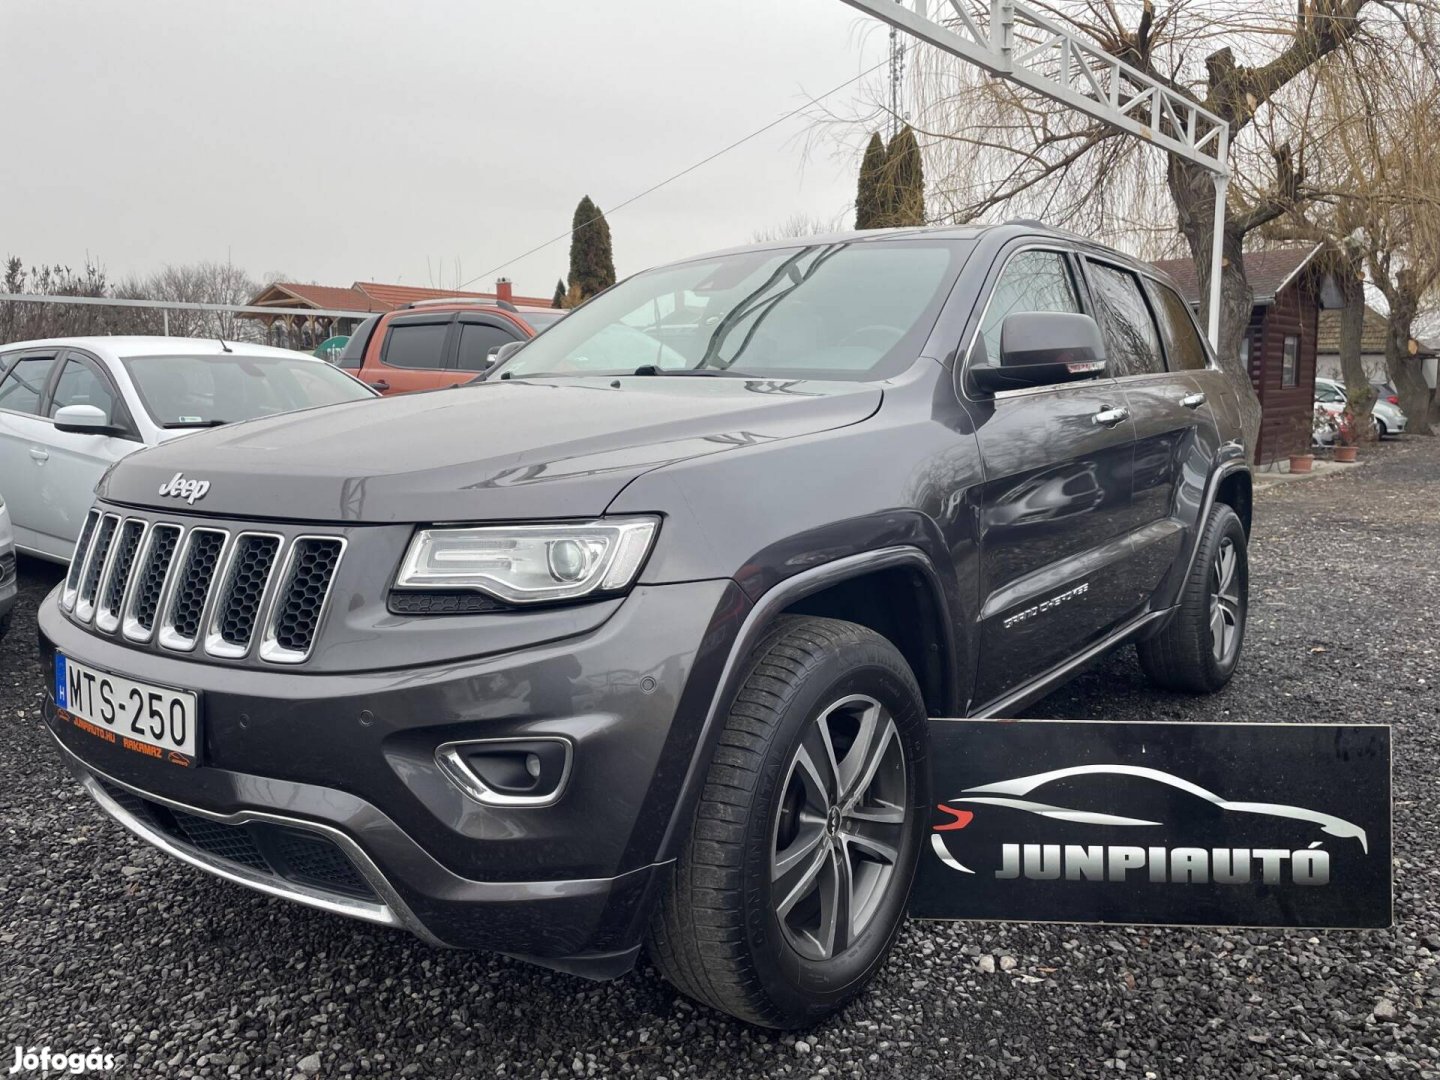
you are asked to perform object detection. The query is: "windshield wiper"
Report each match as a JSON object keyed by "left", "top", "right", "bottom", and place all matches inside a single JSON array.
[
  {"left": 163, "top": 419, "right": 229, "bottom": 428},
  {"left": 632, "top": 365, "right": 745, "bottom": 377}
]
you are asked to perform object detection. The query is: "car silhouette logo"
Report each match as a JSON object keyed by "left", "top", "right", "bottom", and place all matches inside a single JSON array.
[{"left": 930, "top": 763, "right": 1370, "bottom": 877}]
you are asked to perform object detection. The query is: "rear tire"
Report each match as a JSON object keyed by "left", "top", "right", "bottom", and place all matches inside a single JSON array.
[
  {"left": 1137, "top": 503, "right": 1248, "bottom": 693},
  {"left": 646, "top": 615, "right": 928, "bottom": 1028},
  {"left": 1375, "top": 418, "right": 1388, "bottom": 439}
]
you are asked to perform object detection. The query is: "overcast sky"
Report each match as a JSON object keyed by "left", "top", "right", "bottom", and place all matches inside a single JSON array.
[{"left": 1, "top": 0, "right": 890, "bottom": 300}]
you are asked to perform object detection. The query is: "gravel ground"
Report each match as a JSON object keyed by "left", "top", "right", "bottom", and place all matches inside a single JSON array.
[{"left": 2, "top": 439, "right": 1436, "bottom": 1079}]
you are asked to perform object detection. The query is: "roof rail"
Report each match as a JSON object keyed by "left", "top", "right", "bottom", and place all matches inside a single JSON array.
[{"left": 401, "top": 297, "right": 519, "bottom": 312}]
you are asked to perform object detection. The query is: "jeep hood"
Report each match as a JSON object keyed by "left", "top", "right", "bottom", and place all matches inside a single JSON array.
[{"left": 99, "top": 376, "right": 882, "bottom": 522}]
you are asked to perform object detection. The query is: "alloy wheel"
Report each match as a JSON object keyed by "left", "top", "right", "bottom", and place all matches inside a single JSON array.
[
  {"left": 770, "top": 694, "right": 908, "bottom": 962},
  {"left": 1210, "top": 536, "right": 1242, "bottom": 663}
]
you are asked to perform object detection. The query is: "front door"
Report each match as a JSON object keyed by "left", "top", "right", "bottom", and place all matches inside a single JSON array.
[
  {"left": 36, "top": 351, "right": 139, "bottom": 557},
  {"left": 964, "top": 249, "right": 1139, "bottom": 709},
  {"left": 0, "top": 350, "right": 62, "bottom": 554}
]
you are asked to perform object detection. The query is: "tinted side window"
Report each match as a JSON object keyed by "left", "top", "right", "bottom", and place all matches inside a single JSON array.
[
  {"left": 1151, "top": 282, "right": 1209, "bottom": 371},
  {"left": 49, "top": 358, "right": 117, "bottom": 421},
  {"left": 456, "top": 323, "right": 521, "bottom": 372},
  {"left": 0, "top": 355, "right": 57, "bottom": 415},
  {"left": 382, "top": 320, "right": 451, "bottom": 369},
  {"left": 1088, "top": 263, "right": 1164, "bottom": 378},
  {"left": 977, "top": 250, "right": 1081, "bottom": 365},
  {"left": 339, "top": 315, "right": 379, "bottom": 370}
]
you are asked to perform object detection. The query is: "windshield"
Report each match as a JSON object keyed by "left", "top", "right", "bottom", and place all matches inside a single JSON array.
[
  {"left": 493, "top": 240, "right": 962, "bottom": 381},
  {"left": 123, "top": 354, "right": 375, "bottom": 427}
]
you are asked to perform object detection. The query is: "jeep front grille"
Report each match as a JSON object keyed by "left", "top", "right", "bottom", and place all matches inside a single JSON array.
[{"left": 66, "top": 510, "right": 344, "bottom": 664}]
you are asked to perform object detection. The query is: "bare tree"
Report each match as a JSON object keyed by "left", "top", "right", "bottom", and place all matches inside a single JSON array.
[
  {"left": 1263, "top": 28, "right": 1440, "bottom": 433},
  {"left": 749, "top": 211, "right": 847, "bottom": 244},
  {"left": 2, "top": 257, "right": 264, "bottom": 346}
]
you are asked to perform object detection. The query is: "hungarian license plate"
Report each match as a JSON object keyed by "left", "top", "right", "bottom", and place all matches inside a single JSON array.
[{"left": 55, "top": 654, "right": 199, "bottom": 766}]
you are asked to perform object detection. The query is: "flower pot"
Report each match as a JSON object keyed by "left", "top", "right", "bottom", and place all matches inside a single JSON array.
[
  {"left": 1334, "top": 446, "right": 1359, "bottom": 463},
  {"left": 1289, "top": 454, "right": 1315, "bottom": 473}
]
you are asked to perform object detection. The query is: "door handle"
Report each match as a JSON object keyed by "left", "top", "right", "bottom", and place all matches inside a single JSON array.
[
  {"left": 369, "top": 380, "right": 391, "bottom": 392},
  {"left": 1091, "top": 406, "right": 1130, "bottom": 428},
  {"left": 28, "top": 447, "right": 49, "bottom": 463},
  {"left": 1180, "top": 392, "right": 1207, "bottom": 410}
]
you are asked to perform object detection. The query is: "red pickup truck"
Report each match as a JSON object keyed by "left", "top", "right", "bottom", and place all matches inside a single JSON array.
[{"left": 338, "top": 299, "right": 564, "bottom": 395}]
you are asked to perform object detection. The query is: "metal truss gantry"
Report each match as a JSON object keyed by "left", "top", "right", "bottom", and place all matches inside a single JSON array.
[{"left": 841, "top": 0, "right": 1231, "bottom": 347}]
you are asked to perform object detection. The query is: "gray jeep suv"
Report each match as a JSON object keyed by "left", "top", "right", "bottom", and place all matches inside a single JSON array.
[{"left": 38, "top": 224, "right": 1251, "bottom": 1028}]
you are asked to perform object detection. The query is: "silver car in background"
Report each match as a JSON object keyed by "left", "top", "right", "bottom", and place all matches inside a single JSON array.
[
  {"left": 0, "top": 337, "right": 377, "bottom": 562},
  {"left": 1314, "top": 376, "right": 1407, "bottom": 442}
]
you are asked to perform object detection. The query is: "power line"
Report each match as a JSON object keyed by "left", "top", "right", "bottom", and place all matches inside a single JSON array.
[{"left": 455, "top": 56, "right": 893, "bottom": 291}]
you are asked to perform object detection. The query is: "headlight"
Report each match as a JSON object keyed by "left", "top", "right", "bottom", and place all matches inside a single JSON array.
[{"left": 395, "top": 518, "right": 659, "bottom": 604}]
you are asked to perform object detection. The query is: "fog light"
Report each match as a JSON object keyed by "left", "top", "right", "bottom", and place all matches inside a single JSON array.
[{"left": 435, "top": 737, "right": 572, "bottom": 808}]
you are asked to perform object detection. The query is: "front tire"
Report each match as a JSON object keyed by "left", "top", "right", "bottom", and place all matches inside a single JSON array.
[
  {"left": 1137, "top": 503, "right": 1248, "bottom": 693},
  {"left": 647, "top": 616, "right": 929, "bottom": 1028}
]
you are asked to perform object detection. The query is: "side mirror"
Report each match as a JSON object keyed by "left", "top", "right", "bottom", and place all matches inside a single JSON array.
[
  {"left": 970, "top": 312, "right": 1107, "bottom": 394},
  {"left": 489, "top": 340, "right": 525, "bottom": 366},
  {"left": 53, "top": 404, "right": 122, "bottom": 436}
]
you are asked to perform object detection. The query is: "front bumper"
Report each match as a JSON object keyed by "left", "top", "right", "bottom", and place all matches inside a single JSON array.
[{"left": 39, "top": 577, "right": 748, "bottom": 974}]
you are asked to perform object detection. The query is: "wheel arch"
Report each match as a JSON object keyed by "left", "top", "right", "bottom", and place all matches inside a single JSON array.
[
  {"left": 654, "top": 546, "right": 959, "bottom": 866},
  {"left": 1213, "top": 466, "right": 1252, "bottom": 537}
]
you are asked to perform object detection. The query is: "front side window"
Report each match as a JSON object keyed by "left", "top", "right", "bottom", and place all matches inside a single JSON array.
[
  {"left": 122, "top": 354, "right": 374, "bottom": 427},
  {"left": 456, "top": 322, "right": 521, "bottom": 371},
  {"left": 1088, "top": 263, "right": 1164, "bottom": 378},
  {"left": 1281, "top": 335, "right": 1299, "bottom": 387},
  {"left": 1315, "top": 381, "right": 1344, "bottom": 404},
  {"left": 382, "top": 320, "right": 451, "bottom": 370},
  {"left": 1151, "top": 282, "right": 1209, "bottom": 371},
  {"left": 493, "top": 240, "right": 964, "bottom": 382},
  {"left": 0, "top": 354, "right": 56, "bottom": 415},
  {"left": 49, "top": 358, "right": 117, "bottom": 421},
  {"left": 975, "top": 250, "right": 1082, "bottom": 366}
]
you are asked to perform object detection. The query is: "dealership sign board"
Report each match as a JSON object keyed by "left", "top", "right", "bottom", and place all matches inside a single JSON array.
[{"left": 913, "top": 720, "right": 1391, "bottom": 929}]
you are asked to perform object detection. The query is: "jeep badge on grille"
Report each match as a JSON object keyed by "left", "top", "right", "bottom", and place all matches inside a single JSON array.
[{"left": 157, "top": 472, "right": 210, "bottom": 504}]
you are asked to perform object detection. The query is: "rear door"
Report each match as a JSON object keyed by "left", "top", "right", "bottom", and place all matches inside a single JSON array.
[
  {"left": 965, "top": 247, "right": 1139, "bottom": 709},
  {"left": 0, "top": 350, "right": 62, "bottom": 553},
  {"left": 362, "top": 312, "right": 456, "bottom": 394},
  {"left": 1085, "top": 259, "right": 1216, "bottom": 612}
]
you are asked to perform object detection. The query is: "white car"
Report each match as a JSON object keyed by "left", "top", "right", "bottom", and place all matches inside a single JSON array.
[
  {"left": 0, "top": 337, "right": 377, "bottom": 562},
  {"left": 1313, "top": 376, "right": 1407, "bottom": 443},
  {"left": 0, "top": 493, "right": 15, "bottom": 639}
]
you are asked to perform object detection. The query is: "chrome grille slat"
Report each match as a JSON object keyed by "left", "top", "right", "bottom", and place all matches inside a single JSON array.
[
  {"left": 123, "top": 524, "right": 183, "bottom": 643},
  {"left": 75, "top": 514, "right": 120, "bottom": 623},
  {"left": 61, "top": 509, "right": 102, "bottom": 611},
  {"left": 69, "top": 505, "right": 344, "bottom": 665},
  {"left": 95, "top": 519, "right": 147, "bottom": 634},
  {"left": 158, "top": 529, "right": 228, "bottom": 652},
  {"left": 260, "top": 537, "right": 346, "bottom": 664},
  {"left": 204, "top": 532, "right": 283, "bottom": 659}
]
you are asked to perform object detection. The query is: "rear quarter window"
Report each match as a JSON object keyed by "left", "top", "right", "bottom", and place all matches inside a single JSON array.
[{"left": 1150, "top": 281, "right": 1210, "bottom": 371}]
